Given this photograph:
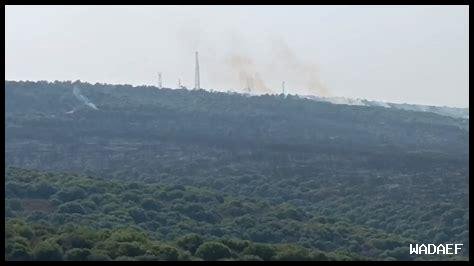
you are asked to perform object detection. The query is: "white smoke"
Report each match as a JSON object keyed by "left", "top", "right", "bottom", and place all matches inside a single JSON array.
[{"left": 73, "top": 86, "right": 99, "bottom": 110}]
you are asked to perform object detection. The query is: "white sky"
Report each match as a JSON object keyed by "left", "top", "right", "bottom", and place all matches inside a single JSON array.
[{"left": 5, "top": 5, "right": 469, "bottom": 107}]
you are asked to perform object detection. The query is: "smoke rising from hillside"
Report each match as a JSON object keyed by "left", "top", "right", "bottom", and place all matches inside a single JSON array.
[
  {"left": 271, "top": 39, "right": 330, "bottom": 96},
  {"left": 222, "top": 35, "right": 330, "bottom": 96},
  {"left": 177, "top": 23, "right": 330, "bottom": 96},
  {"left": 227, "top": 55, "right": 271, "bottom": 94},
  {"left": 73, "top": 86, "right": 99, "bottom": 110}
]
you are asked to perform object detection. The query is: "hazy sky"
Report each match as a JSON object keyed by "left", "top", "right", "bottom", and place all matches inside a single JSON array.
[{"left": 5, "top": 5, "right": 469, "bottom": 107}]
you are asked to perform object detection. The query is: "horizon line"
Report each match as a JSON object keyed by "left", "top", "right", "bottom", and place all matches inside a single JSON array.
[{"left": 5, "top": 79, "right": 469, "bottom": 110}]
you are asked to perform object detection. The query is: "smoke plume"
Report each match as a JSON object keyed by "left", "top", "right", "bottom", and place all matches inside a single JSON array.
[
  {"left": 271, "top": 39, "right": 330, "bottom": 97},
  {"left": 228, "top": 55, "right": 272, "bottom": 94},
  {"left": 73, "top": 86, "right": 99, "bottom": 110},
  {"left": 223, "top": 35, "right": 330, "bottom": 96}
]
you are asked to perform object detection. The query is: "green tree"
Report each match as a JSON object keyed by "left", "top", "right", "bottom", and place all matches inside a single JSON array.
[
  {"left": 86, "top": 249, "right": 111, "bottom": 261},
  {"left": 243, "top": 244, "right": 276, "bottom": 261},
  {"left": 33, "top": 240, "right": 63, "bottom": 261},
  {"left": 149, "top": 244, "right": 180, "bottom": 260},
  {"left": 57, "top": 202, "right": 85, "bottom": 214},
  {"left": 128, "top": 208, "right": 147, "bottom": 223},
  {"left": 6, "top": 240, "right": 32, "bottom": 261},
  {"left": 65, "top": 248, "right": 91, "bottom": 261},
  {"left": 54, "top": 187, "right": 86, "bottom": 202},
  {"left": 176, "top": 234, "right": 203, "bottom": 254},
  {"left": 195, "top": 242, "right": 232, "bottom": 261},
  {"left": 57, "top": 232, "right": 93, "bottom": 250},
  {"left": 30, "top": 181, "right": 57, "bottom": 199},
  {"left": 141, "top": 198, "right": 161, "bottom": 211},
  {"left": 274, "top": 245, "right": 313, "bottom": 261},
  {"left": 116, "top": 242, "right": 147, "bottom": 257}
]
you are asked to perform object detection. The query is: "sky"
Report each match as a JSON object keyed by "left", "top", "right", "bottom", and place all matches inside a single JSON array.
[{"left": 5, "top": 5, "right": 469, "bottom": 107}]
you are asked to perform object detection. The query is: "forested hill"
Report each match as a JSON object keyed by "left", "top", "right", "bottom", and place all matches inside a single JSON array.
[
  {"left": 5, "top": 167, "right": 465, "bottom": 261},
  {"left": 4, "top": 80, "right": 469, "bottom": 260},
  {"left": 5, "top": 80, "right": 468, "bottom": 154}
]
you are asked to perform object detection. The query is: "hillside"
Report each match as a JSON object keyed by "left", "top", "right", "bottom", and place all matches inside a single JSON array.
[
  {"left": 4, "top": 80, "right": 469, "bottom": 260},
  {"left": 5, "top": 167, "right": 466, "bottom": 261},
  {"left": 303, "top": 95, "right": 469, "bottom": 120}
]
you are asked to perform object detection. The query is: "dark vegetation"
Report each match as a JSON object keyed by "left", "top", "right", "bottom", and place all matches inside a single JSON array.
[{"left": 4, "top": 80, "right": 469, "bottom": 260}]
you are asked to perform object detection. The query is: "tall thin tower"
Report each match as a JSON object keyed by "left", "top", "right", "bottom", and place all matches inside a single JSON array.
[
  {"left": 194, "top": 51, "right": 200, "bottom": 90},
  {"left": 282, "top": 81, "right": 285, "bottom": 95},
  {"left": 246, "top": 78, "right": 252, "bottom": 93},
  {"left": 158, "top": 72, "right": 162, "bottom": 89}
]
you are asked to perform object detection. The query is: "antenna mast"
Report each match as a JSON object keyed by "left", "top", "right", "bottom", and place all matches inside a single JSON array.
[
  {"left": 195, "top": 51, "right": 200, "bottom": 90},
  {"left": 158, "top": 72, "right": 162, "bottom": 89},
  {"left": 282, "top": 81, "right": 285, "bottom": 95}
]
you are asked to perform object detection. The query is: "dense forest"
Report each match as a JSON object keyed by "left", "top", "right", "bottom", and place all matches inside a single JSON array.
[{"left": 4, "top": 80, "right": 469, "bottom": 260}]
